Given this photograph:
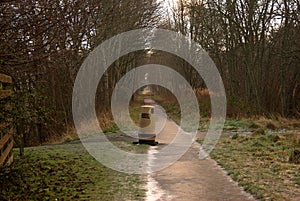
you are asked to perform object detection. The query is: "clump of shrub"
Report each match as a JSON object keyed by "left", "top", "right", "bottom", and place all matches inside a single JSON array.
[
  {"left": 286, "top": 133, "right": 300, "bottom": 164},
  {"left": 249, "top": 122, "right": 264, "bottom": 130},
  {"left": 289, "top": 149, "right": 300, "bottom": 164},
  {"left": 266, "top": 121, "right": 279, "bottom": 130},
  {"left": 103, "top": 123, "right": 119, "bottom": 133},
  {"left": 231, "top": 133, "right": 239, "bottom": 139},
  {"left": 271, "top": 135, "right": 281, "bottom": 143},
  {"left": 253, "top": 128, "right": 266, "bottom": 135}
]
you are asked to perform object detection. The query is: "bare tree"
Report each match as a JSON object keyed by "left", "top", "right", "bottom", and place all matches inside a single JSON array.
[
  {"left": 0, "top": 0, "right": 161, "bottom": 146},
  {"left": 168, "top": 0, "right": 299, "bottom": 117}
]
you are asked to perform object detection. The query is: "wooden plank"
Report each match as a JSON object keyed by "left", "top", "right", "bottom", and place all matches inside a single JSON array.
[
  {"left": 0, "top": 73, "right": 12, "bottom": 84},
  {"left": 0, "top": 122, "right": 10, "bottom": 129},
  {"left": 0, "top": 89, "right": 12, "bottom": 98},
  {"left": 6, "top": 154, "right": 13, "bottom": 166},
  {"left": 0, "top": 131, "right": 12, "bottom": 150},
  {"left": 0, "top": 74, "right": 13, "bottom": 166},
  {"left": 0, "top": 140, "right": 13, "bottom": 166}
]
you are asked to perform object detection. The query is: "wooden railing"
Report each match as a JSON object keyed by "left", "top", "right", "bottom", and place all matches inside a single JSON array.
[{"left": 0, "top": 73, "right": 13, "bottom": 166}]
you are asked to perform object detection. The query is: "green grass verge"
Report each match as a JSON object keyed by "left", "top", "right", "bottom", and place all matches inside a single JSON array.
[
  {"left": 198, "top": 134, "right": 300, "bottom": 200},
  {"left": 102, "top": 100, "right": 142, "bottom": 134},
  {"left": 151, "top": 95, "right": 181, "bottom": 124},
  {"left": 0, "top": 142, "right": 147, "bottom": 201},
  {"left": 103, "top": 123, "right": 119, "bottom": 133}
]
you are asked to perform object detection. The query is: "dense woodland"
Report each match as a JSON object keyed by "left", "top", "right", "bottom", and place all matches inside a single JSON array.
[{"left": 0, "top": 0, "right": 299, "bottom": 146}]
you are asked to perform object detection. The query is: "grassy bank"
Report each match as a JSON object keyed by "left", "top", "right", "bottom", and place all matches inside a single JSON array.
[
  {"left": 0, "top": 141, "right": 148, "bottom": 201},
  {"left": 198, "top": 133, "right": 300, "bottom": 200}
]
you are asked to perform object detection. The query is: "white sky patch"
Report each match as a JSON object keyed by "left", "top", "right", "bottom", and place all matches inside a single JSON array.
[{"left": 158, "top": 0, "right": 176, "bottom": 20}]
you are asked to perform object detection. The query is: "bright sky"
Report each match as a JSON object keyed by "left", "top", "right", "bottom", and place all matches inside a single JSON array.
[
  {"left": 159, "top": 0, "right": 176, "bottom": 19},
  {"left": 161, "top": 0, "right": 176, "bottom": 9}
]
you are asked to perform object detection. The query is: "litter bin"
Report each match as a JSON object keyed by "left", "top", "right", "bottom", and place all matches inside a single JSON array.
[{"left": 138, "top": 105, "right": 157, "bottom": 145}]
